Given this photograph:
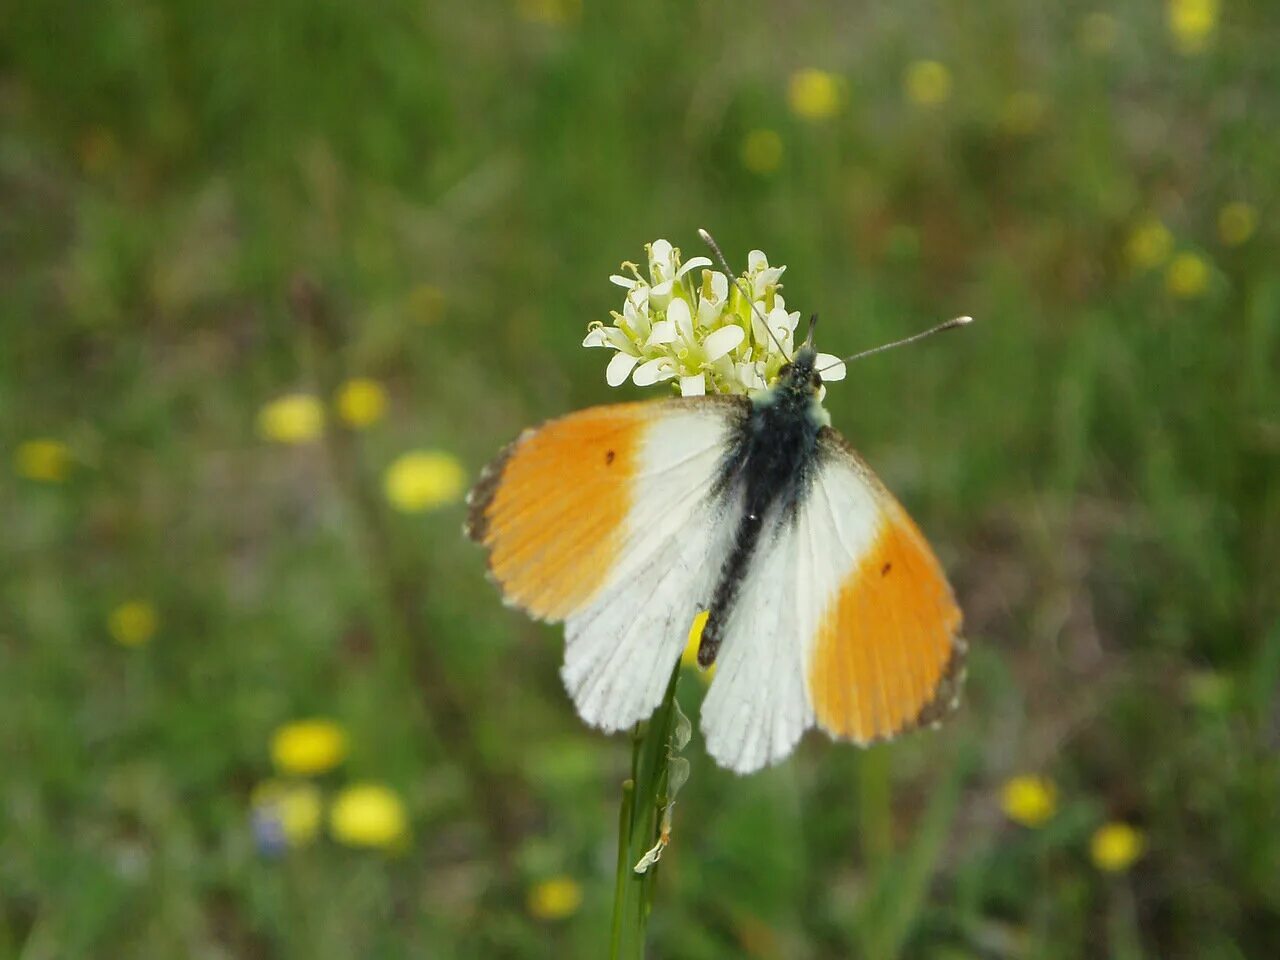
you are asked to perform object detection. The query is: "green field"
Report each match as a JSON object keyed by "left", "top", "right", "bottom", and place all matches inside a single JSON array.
[{"left": 3, "top": 1, "right": 1278, "bottom": 957}]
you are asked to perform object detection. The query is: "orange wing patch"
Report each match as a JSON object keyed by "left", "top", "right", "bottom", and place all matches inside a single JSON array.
[
  {"left": 466, "top": 403, "right": 648, "bottom": 622},
  {"left": 809, "top": 505, "right": 963, "bottom": 743}
]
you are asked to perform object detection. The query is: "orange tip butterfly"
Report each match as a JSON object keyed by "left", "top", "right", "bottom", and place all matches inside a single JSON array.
[{"left": 465, "top": 233, "right": 970, "bottom": 774}]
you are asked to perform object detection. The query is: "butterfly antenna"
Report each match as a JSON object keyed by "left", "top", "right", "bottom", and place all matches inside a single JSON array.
[
  {"left": 697, "top": 228, "right": 793, "bottom": 362},
  {"left": 815, "top": 315, "right": 974, "bottom": 375}
]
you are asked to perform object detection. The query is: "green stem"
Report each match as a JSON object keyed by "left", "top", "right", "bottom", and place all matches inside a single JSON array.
[
  {"left": 858, "top": 747, "right": 893, "bottom": 873},
  {"left": 608, "top": 662, "right": 681, "bottom": 959},
  {"left": 609, "top": 778, "right": 636, "bottom": 960}
]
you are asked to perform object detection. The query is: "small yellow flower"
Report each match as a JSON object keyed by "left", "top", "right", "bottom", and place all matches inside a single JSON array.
[
  {"left": 741, "top": 128, "right": 784, "bottom": 175},
  {"left": 1165, "top": 252, "right": 1211, "bottom": 298},
  {"left": 527, "top": 875, "right": 583, "bottom": 920},
  {"left": 108, "top": 601, "right": 158, "bottom": 647},
  {"left": 1090, "top": 822, "right": 1146, "bottom": 872},
  {"left": 1167, "top": 0, "right": 1219, "bottom": 55},
  {"left": 1000, "top": 91, "right": 1047, "bottom": 136},
  {"left": 252, "top": 780, "right": 323, "bottom": 847},
  {"left": 1079, "top": 12, "right": 1119, "bottom": 54},
  {"left": 904, "top": 60, "right": 952, "bottom": 107},
  {"left": 335, "top": 378, "right": 388, "bottom": 429},
  {"left": 271, "top": 719, "right": 349, "bottom": 776},
  {"left": 1218, "top": 202, "right": 1257, "bottom": 247},
  {"left": 15, "top": 439, "right": 72, "bottom": 483},
  {"left": 329, "top": 782, "right": 409, "bottom": 849},
  {"left": 1000, "top": 774, "right": 1058, "bottom": 827},
  {"left": 384, "top": 450, "right": 467, "bottom": 512},
  {"left": 258, "top": 393, "right": 324, "bottom": 444},
  {"left": 788, "top": 69, "right": 842, "bottom": 121},
  {"left": 1125, "top": 218, "right": 1173, "bottom": 270},
  {"left": 681, "top": 611, "right": 716, "bottom": 681}
]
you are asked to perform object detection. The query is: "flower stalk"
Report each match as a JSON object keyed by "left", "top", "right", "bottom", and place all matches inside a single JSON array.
[{"left": 609, "top": 662, "right": 682, "bottom": 960}]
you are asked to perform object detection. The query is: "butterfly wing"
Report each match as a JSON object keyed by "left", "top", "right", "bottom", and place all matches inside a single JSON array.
[
  {"left": 466, "top": 395, "right": 749, "bottom": 732},
  {"left": 700, "top": 426, "right": 964, "bottom": 773}
]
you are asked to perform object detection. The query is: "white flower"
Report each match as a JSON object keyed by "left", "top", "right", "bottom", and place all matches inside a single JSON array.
[{"left": 585, "top": 236, "right": 817, "bottom": 397}]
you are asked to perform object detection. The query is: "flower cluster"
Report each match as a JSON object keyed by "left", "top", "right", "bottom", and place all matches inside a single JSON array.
[
  {"left": 999, "top": 773, "right": 1147, "bottom": 874},
  {"left": 584, "top": 238, "right": 845, "bottom": 398},
  {"left": 251, "top": 718, "right": 409, "bottom": 855}
]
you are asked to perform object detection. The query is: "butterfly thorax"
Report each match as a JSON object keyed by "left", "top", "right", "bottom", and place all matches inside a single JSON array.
[{"left": 697, "top": 347, "right": 828, "bottom": 667}]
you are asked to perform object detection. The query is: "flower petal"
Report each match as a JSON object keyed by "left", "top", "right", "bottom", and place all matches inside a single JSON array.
[
  {"left": 582, "top": 327, "right": 610, "bottom": 348},
  {"left": 679, "top": 374, "right": 706, "bottom": 397},
  {"left": 606, "top": 352, "right": 640, "bottom": 387},
  {"left": 676, "top": 256, "right": 712, "bottom": 280},
  {"left": 604, "top": 327, "right": 635, "bottom": 352},
  {"left": 748, "top": 250, "right": 769, "bottom": 272},
  {"left": 610, "top": 274, "right": 638, "bottom": 289},
  {"left": 815, "top": 353, "right": 846, "bottom": 381},
  {"left": 649, "top": 280, "right": 674, "bottom": 309},
  {"left": 668, "top": 298, "right": 695, "bottom": 343},
  {"left": 632, "top": 356, "right": 677, "bottom": 386},
  {"left": 646, "top": 320, "right": 677, "bottom": 345},
  {"left": 703, "top": 324, "right": 746, "bottom": 362}
]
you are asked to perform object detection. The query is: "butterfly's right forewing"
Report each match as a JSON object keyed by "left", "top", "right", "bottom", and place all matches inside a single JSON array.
[{"left": 467, "top": 395, "right": 749, "bottom": 733}]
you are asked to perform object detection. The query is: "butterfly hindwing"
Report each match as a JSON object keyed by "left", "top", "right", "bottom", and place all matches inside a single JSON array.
[{"left": 467, "top": 395, "right": 750, "bottom": 731}]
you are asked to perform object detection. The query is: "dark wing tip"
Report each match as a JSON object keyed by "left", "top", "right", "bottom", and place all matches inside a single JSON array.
[{"left": 463, "top": 430, "right": 526, "bottom": 544}]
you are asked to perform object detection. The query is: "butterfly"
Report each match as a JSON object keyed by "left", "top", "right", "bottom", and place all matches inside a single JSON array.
[{"left": 465, "top": 260, "right": 967, "bottom": 774}]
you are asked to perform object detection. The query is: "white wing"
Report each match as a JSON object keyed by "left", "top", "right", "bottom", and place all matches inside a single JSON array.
[
  {"left": 467, "top": 394, "right": 749, "bottom": 735},
  {"left": 700, "top": 431, "right": 962, "bottom": 774}
]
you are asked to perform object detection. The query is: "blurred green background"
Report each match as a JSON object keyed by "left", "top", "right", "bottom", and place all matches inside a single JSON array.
[{"left": 3, "top": 0, "right": 1279, "bottom": 957}]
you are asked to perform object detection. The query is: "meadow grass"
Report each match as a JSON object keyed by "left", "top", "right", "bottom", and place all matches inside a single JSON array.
[{"left": 2, "top": 1, "right": 1278, "bottom": 957}]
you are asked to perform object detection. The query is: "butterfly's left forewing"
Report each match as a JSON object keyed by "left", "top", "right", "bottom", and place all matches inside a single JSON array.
[{"left": 467, "top": 395, "right": 749, "bottom": 733}]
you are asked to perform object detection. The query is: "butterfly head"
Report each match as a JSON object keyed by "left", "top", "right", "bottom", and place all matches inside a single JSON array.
[
  {"left": 775, "top": 346, "right": 823, "bottom": 399},
  {"left": 775, "top": 314, "right": 824, "bottom": 400}
]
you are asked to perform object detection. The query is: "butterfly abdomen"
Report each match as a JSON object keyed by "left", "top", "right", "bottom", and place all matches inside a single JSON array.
[{"left": 698, "top": 384, "right": 822, "bottom": 667}]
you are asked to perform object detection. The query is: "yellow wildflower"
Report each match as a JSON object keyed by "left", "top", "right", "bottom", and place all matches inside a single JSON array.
[
  {"left": 1079, "top": 12, "right": 1119, "bottom": 54},
  {"left": 335, "top": 378, "right": 388, "bottom": 428},
  {"left": 251, "top": 780, "right": 323, "bottom": 848},
  {"left": 681, "top": 610, "right": 716, "bottom": 682},
  {"left": 1000, "top": 91, "right": 1047, "bottom": 136},
  {"left": 15, "top": 439, "right": 72, "bottom": 483},
  {"left": 741, "top": 128, "right": 784, "bottom": 175},
  {"left": 1000, "top": 774, "right": 1058, "bottom": 827},
  {"left": 1165, "top": 252, "right": 1211, "bottom": 298},
  {"left": 527, "top": 875, "right": 583, "bottom": 920},
  {"left": 258, "top": 393, "right": 324, "bottom": 444},
  {"left": 1218, "top": 202, "right": 1257, "bottom": 247},
  {"left": 904, "top": 60, "right": 952, "bottom": 108},
  {"left": 1167, "top": 0, "right": 1219, "bottom": 55},
  {"left": 329, "top": 782, "right": 409, "bottom": 849},
  {"left": 1090, "top": 822, "right": 1145, "bottom": 872},
  {"left": 1125, "top": 218, "right": 1173, "bottom": 270},
  {"left": 108, "top": 601, "right": 158, "bottom": 647},
  {"left": 788, "top": 69, "right": 842, "bottom": 121},
  {"left": 384, "top": 450, "right": 467, "bottom": 512},
  {"left": 270, "top": 719, "right": 349, "bottom": 776}
]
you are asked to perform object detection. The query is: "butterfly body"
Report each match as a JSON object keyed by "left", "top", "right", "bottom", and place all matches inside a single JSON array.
[
  {"left": 466, "top": 345, "right": 963, "bottom": 773},
  {"left": 699, "top": 345, "right": 827, "bottom": 667}
]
